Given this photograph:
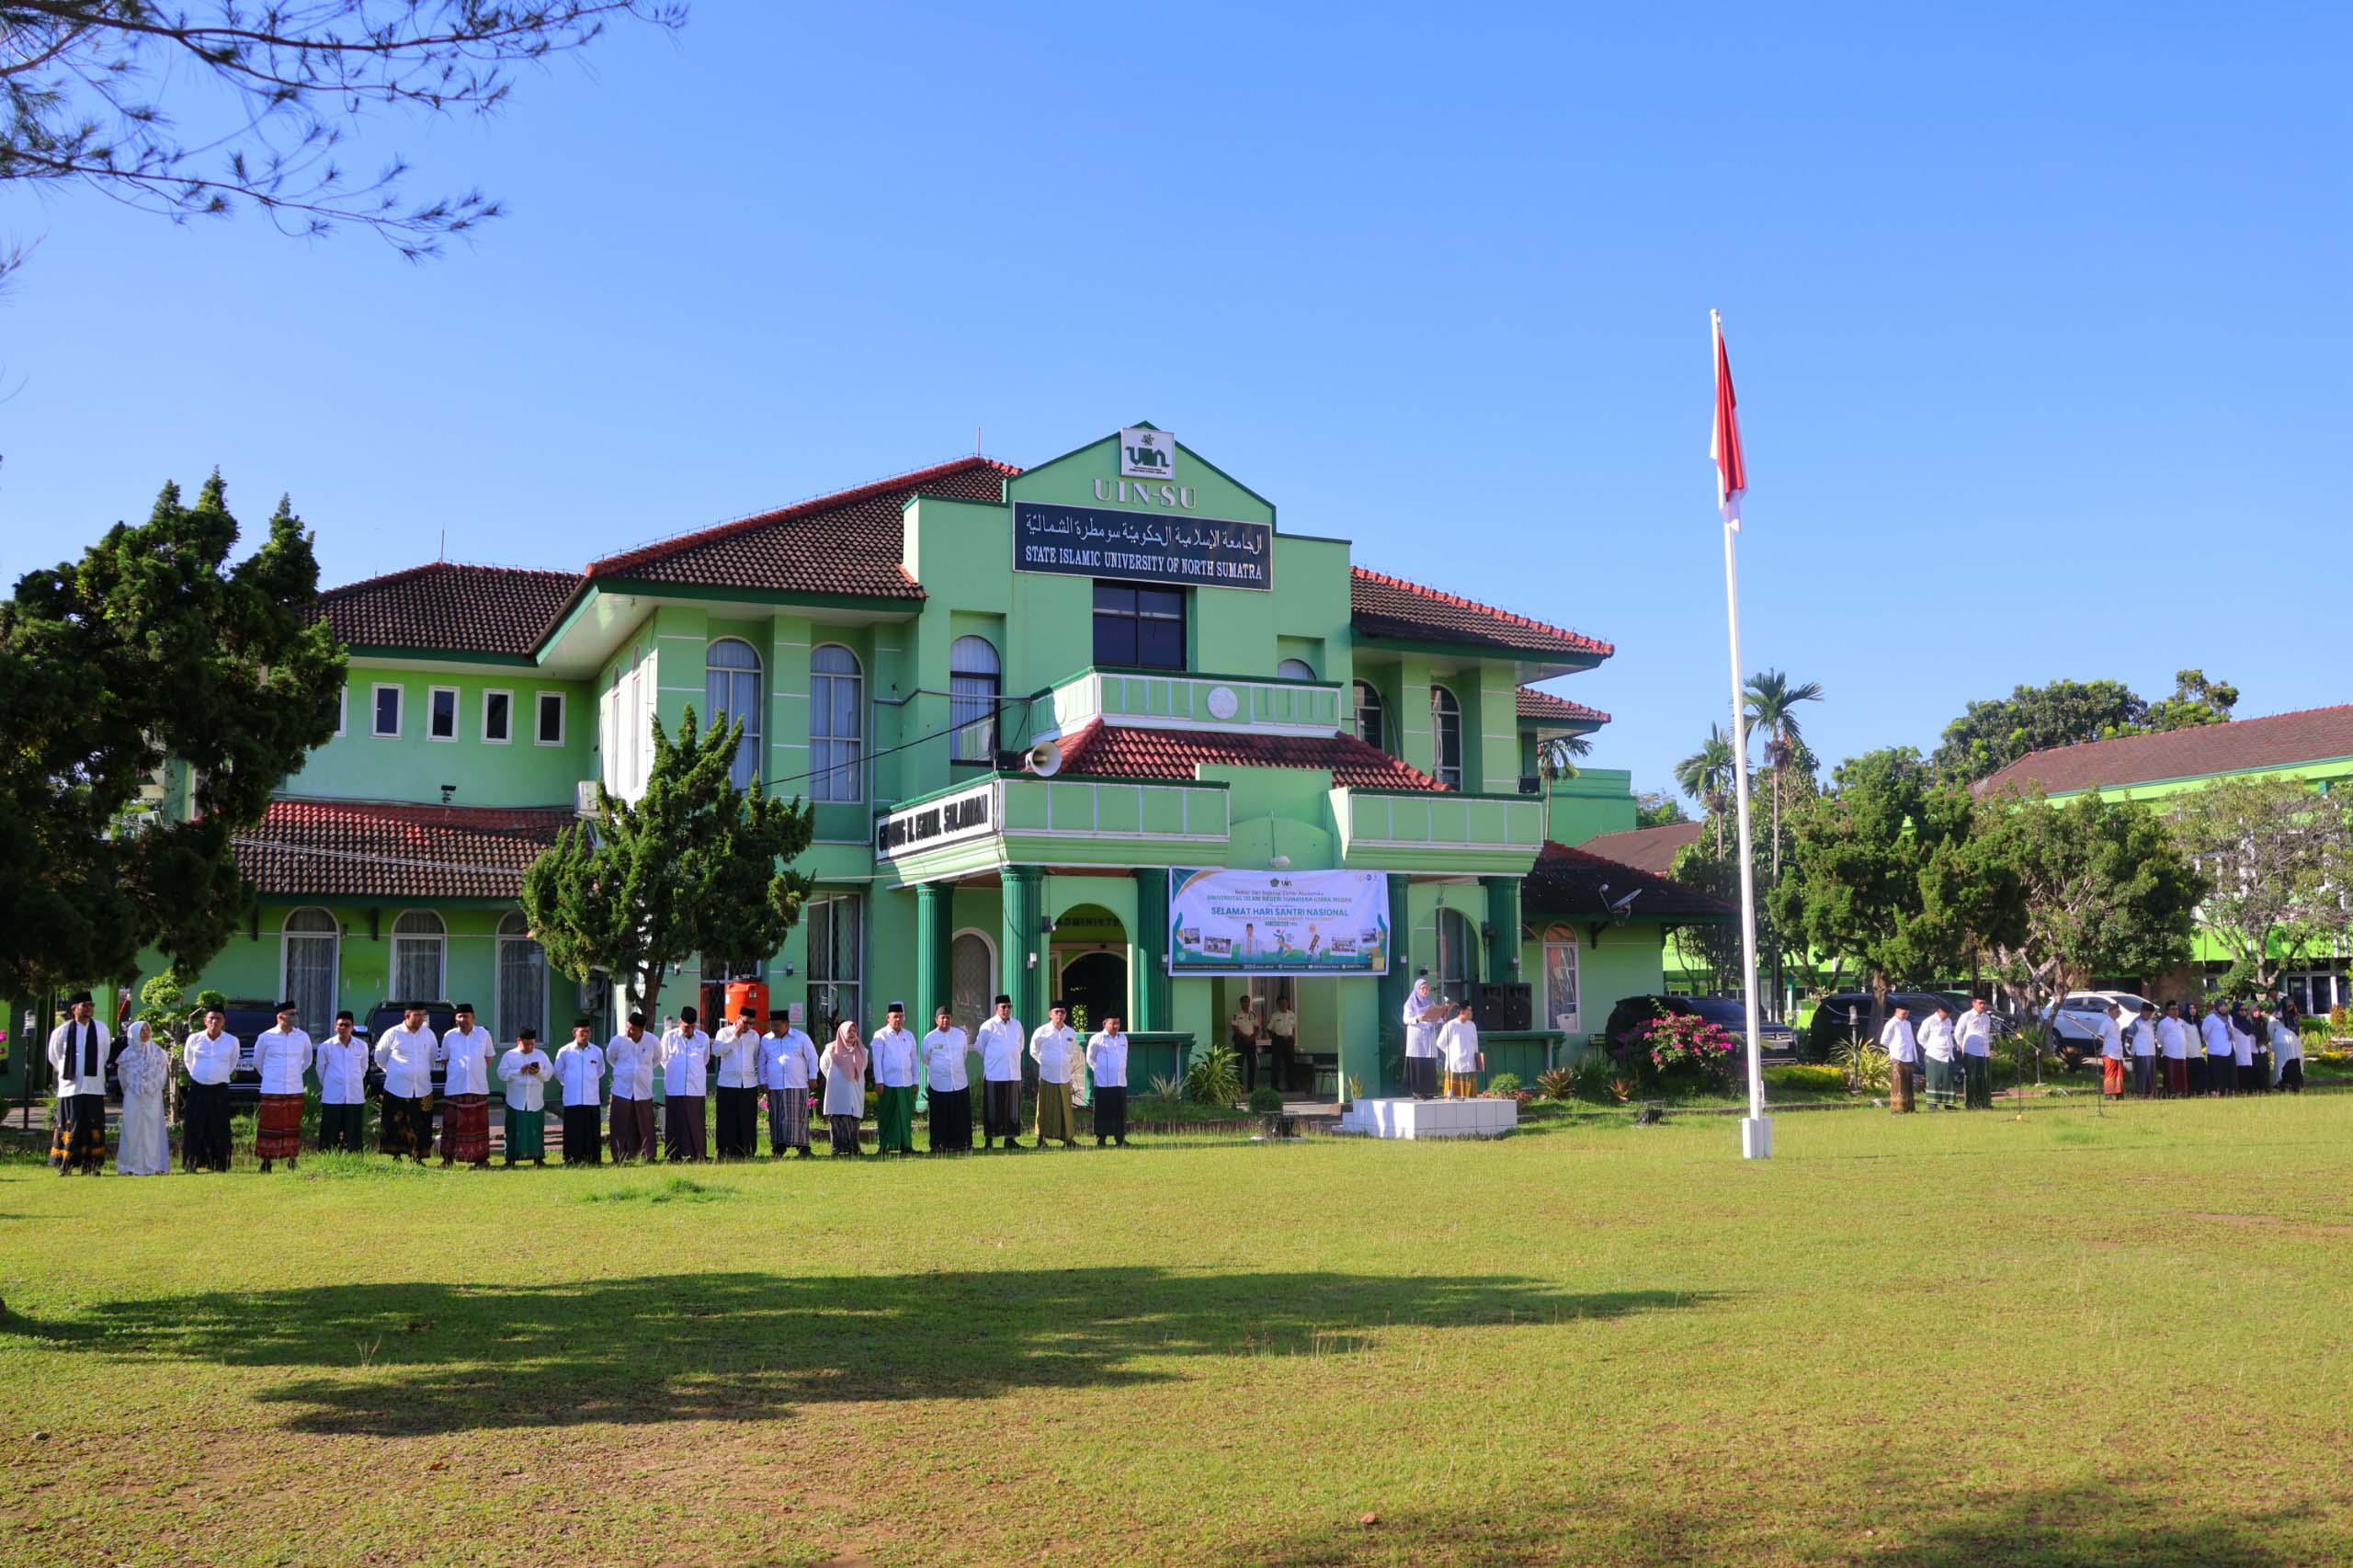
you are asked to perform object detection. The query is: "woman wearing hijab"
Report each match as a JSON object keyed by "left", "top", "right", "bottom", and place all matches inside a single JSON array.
[
  {"left": 1403, "top": 977, "right": 1444, "bottom": 1100},
  {"left": 115, "top": 1019, "right": 172, "bottom": 1176},
  {"left": 819, "top": 1021, "right": 868, "bottom": 1157}
]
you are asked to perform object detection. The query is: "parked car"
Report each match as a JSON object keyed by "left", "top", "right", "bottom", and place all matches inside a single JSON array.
[
  {"left": 1602, "top": 994, "right": 1798, "bottom": 1062},
  {"left": 2041, "top": 991, "right": 2154, "bottom": 1067},
  {"left": 1805, "top": 991, "right": 1992, "bottom": 1062},
  {"left": 364, "top": 1000, "right": 459, "bottom": 1094}
]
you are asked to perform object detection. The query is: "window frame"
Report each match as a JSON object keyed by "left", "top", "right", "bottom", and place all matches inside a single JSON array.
[
  {"left": 495, "top": 910, "right": 548, "bottom": 1044},
  {"left": 390, "top": 909, "right": 448, "bottom": 1002},
  {"left": 1276, "top": 657, "right": 1317, "bottom": 681},
  {"left": 704, "top": 637, "right": 765, "bottom": 790},
  {"left": 371, "top": 682, "right": 404, "bottom": 739},
  {"left": 334, "top": 685, "right": 347, "bottom": 738},
  {"left": 482, "top": 688, "right": 514, "bottom": 745},
  {"left": 810, "top": 643, "right": 865, "bottom": 803},
  {"left": 426, "top": 686, "right": 460, "bottom": 744},
  {"left": 1541, "top": 924, "right": 1582, "bottom": 1035},
  {"left": 535, "top": 690, "right": 567, "bottom": 747},
  {"left": 278, "top": 907, "right": 340, "bottom": 1028},
  {"left": 1092, "top": 582, "right": 1187, "bottom": 670},
  {"left": 1429, "top": 683, "right": 1463, "bottom": 789},
  {"left": 1353, "top": 680, "right": 1385, "bottom": 753},
  {"left": 949, "top": 635, "right": 1003, "bottom": 764}
]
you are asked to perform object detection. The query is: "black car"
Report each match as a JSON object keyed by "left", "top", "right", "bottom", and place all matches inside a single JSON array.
[
  {"left": 1601, "top": 994, "right": 1799, "bottom": 1062},
  {"left": 1806, "top": 991, "right": 2007, "bottom": 1061},
  {"left": 364, "top": 1001, "right": 460, "bottom": 1094}
]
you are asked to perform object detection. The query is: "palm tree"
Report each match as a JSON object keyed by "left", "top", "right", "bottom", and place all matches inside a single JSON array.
[
  {"left": 1675, "top": 724, "right": 1737, "bottom": 858},
  {"left": 1536, "top": 732, "right": 1591, "bottom": 784},
  {"left": 1743, "top": 670, "right": 1824, "bottom": 881}
]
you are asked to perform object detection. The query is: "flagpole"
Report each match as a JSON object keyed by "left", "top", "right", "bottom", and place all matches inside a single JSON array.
[{"left": 1713, "top": 309, "right": 1771, "bottom": 1161}]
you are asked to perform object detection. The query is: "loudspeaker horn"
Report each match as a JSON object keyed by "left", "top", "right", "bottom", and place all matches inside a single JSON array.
[{"left": 1022, "top": 739, "right": 1063, "bottom": 778}]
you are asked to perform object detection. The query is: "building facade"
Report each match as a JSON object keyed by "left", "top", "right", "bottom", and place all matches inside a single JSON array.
[{"left": 6, "top": 426, "right": 1742, "bottom": 1102}]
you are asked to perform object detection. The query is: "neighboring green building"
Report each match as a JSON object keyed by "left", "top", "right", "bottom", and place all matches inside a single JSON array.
[{"left": 6, "top": 424, "right": 1738, "bottom": 1104}]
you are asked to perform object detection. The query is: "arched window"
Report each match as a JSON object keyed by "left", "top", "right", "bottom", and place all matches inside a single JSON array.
[
  {"left": 497, "top": 911, "right": 547, "bottom": 1043},
  {"left": 1541, "top": 924, "right": 1582, "bottom": 1034},
  {"left": 1437, "top": 907, "right": 1479, "bottom": 1006},
  {"left": 705, "top": 639, "right": 763, "bottom": 790},
  {"left": 811, "top": 644, "right": 864, "bottom": 801},
  {"left": 1276, "top": 657, "right": 1316, "bottom": 681},
  {"left": 280, "top": 908, "right": 338, "bottom": 1030},
  {"left": 1353, "top": 680, "right": 1386, "bottom": 753},
  {"left": 950, "top": 928, "right": 997, "bottom": 1035},
  {"left": 391, "top": 910, "right": 447, "bottom": 1002},
  {"left": 1429, "top": 684, "right": 1463, "bottom": 789},
  {"left": 949, "top": 636, "right": 1001, "bottom": 763}
]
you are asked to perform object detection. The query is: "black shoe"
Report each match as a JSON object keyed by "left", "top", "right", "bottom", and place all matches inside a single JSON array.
[
  {"left": 1116, "top": 1137, "right": 1130, "bottom": 1147},
  {"left": 1096, "top": 1137, "right": 1107, "bottom": 1147},
  {"left": 258, "top": 1159, "right": 272, "bottom": 1174}
]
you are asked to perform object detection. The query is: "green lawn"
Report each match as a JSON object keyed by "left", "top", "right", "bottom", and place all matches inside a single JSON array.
[{"left": 5, "top": 1097, "right": 2351, "bottom": 1565}]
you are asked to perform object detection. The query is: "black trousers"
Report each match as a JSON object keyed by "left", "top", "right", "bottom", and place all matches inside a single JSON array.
[
  {"left": 2250, "top": 1051, "right": 2271, "bottom": 1092},
  {"left": 1268, "top": 1040, "right": 1296, "bottom": 1094},
  {"left": 713, "top": 1085, "right": 759, "bottom": 1160},
  {"left": 1233, "top": 1033, "right": 1259, "bottom": 1091},
  {"left": 2279, "top": 1059, "right": 2304, "bottom": 1093},
  {"left": 1405, "top": 1056, "right": 1438, "bottom": 1099},
  {"left": 1092, "top": 1085, "right": 1128, "bottom": 1142},
  {"left": 2210, "top": 1057, "right": 2234, "bottom": 1095},
  {"left": 927, "top": 1085, "right": 972, "bottom": 1153},
  {"left": 317, "top": 1101, "right": 366, "bottom": 1153},
  {"left": 982, "top": 1079, "right": 1022, "bottom": 1141},
  {"left": 182, "top": 1080, "right": 233, "bottom": 1171},
  {"left": 562, "top": 1104, "right": 603, "bottom": 1165}
]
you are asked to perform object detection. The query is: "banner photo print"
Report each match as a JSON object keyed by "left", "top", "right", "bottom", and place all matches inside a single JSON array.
[{"left": 1167, "top": 869, "right": 1390, "bottom": 977}]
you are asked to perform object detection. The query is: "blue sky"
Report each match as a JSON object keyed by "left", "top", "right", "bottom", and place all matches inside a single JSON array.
[{"left": 5, "top": 2, "right": 2345, "bottom": 799}]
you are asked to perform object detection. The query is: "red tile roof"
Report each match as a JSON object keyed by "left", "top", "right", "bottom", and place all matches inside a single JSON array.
[
  {"left": 1976, "top": 705, "right": 2353, "bottom": 797},
  {"left": 317, "top": 562, "right": 581, "bottom": 656},
  {"left": 1053, "top": 721, "right": 1449, "bottom": 790},
  {"left": 233, "top": 799, "right": 574, "bottom": 901},
  {"left": 1574, "top": 820, "right": 1704, "bottom": 877},
  {"left": 584, "top": 457, "right": 1020, "bottom": 597},
  {"left": 1516, "top": 686, "right": 1611, "bottom": 726},
  {"left": 1523, "top": 838, "right": 1734, "bottom": 921},
  {"left": 1351, "top": 567, "right": 1613, "bottom": 660}
]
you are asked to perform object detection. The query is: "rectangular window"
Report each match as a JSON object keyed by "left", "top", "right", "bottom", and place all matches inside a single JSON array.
[
  {"left": 335, "top": 685, "right": 347, "bottom": 737},
  {"left": 427, "top": 687, "right": 460, "bottom": 742},
  {"left": 806, "top": 894, "right": 863, "bottom": 1043},
  {"left": 536, "top": 691, "right": 566, "bottom": 746},
  {"left": 372, "top": 683, "right": 404, "bottom": 738},
  {"left": 483, "top": 689, "right": 513, "bottom": 744},
  {"left": 1092, "top": 582, "right": 1186, "bottom": 669}
]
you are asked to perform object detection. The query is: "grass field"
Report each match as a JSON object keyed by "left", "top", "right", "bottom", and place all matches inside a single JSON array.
[{"left": 5, "top": 1096, "right": 2350, "bottom": 1566}]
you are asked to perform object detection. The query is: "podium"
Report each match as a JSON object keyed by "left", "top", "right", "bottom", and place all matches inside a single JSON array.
[{"left": 1336, "top": 1096, "right": 1518, "bottom": 1140}]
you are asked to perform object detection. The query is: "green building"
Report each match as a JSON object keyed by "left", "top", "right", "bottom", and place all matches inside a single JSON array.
[{"left": 6, "top": 426, "right": 1735, "bottom": 1104}]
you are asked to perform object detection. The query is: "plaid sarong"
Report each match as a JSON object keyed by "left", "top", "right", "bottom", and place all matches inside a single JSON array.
[
  {"left": 441, "top": 1093, "right": 492, "bottom": 1163},
  {"left": 256, "top": 1092, "right": 305, "bottom": 1159},
  {"left": 767, "top": 1087, "right": 810, "bottom": 1153}
]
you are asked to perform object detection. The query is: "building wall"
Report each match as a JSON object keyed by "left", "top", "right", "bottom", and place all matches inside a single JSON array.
[{"left": 286, "top": 664, "right": 593, "bottom": 808}]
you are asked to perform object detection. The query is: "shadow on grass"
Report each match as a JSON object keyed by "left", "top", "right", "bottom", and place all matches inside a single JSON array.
[{"left": 17, "top": 1267, "right": 1710, "bottom": 1438}]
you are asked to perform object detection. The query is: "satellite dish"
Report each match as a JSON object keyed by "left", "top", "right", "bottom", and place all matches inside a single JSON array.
[{"left": 1023, "top": 740, "right": 1063, "bottom": 778}]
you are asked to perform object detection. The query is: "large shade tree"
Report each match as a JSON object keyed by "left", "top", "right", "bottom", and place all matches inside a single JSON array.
[
  {"left": 523, "top": 710, "right": 815, "bottom": 1023},
  {"left": 0, "top": 474, "right": 346, "bottom": 995},
  {"left": 2164, "top": 774, "right": 2353, "bottom": 994},
  {"left": 1931, "top": 671, "right": 2240, "bottom": 784}
]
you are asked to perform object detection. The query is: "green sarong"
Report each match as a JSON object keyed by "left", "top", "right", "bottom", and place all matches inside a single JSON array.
[
  {"left": 1924, "top": 1055, "right": 1959, "bottom": 1108},
  {"left": 875, "top": 1085, "right": 915, "bottom": 1153},
  {"left": 1036, "top": 1080, "right": 1075, "bottom": 1143},
  {"left": 1962, "top": 1054, "right": 1993, "bottom": 1108},
  {"left": 505, "top": 1106, "right": 546, "bottom": 1160}
]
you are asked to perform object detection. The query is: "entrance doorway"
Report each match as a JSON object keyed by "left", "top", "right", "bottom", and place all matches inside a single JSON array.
[
  {"left": 1219, "top": 977, "right": 1309, "bottom": 1096},
  {"left": 1060, "top": 952, "right": 1129, "bottom": 1038}
]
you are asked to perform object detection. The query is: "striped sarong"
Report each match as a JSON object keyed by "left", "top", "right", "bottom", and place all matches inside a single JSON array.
[
  {"left": 256, "top": 1092, "right": 305, "bottom": 1158},
  {"left": 1923, "top": 1055, "right": 1959, "bottom": 1108},
  {"left": 441, "top": 1093, "right": 492, "bottom": 1163}
]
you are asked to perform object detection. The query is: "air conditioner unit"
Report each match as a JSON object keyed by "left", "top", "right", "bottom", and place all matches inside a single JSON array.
[
  {"left": 1518, "top": 775, "right": 1542, "bottom": 796},
  {"left": 574, "top": 779, "right": 601, "bottom": 816}
]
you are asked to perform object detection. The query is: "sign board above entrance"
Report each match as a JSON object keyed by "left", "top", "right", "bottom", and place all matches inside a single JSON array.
[
  {"left": 1168, "top": 868, "right": 1390, "bottom": 977},
  {"left": 1012, "top": 502, "right": 1272, "bottom": 591},
  {"left": 875, "top": 780, "right": 995, "bottom": 860}
]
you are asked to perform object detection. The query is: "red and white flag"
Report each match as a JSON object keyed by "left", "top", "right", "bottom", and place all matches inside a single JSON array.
[{"left": 1711, "top": 311, "right": 1746, "bottom": 530}]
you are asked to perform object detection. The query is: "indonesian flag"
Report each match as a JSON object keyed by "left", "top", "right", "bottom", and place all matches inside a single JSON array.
[{"left": 1711, "top": 311, "right": 1746, "bottom": 530}]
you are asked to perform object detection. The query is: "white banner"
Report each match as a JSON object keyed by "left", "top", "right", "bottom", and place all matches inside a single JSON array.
[{"left": 1167, "top": 868, "right": 1390, "bottom": 977}]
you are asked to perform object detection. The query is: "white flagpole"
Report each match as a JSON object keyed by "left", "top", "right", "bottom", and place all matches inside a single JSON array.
[{"left": 1714, "top": 310, "right": 1771, "bottom": 1161}]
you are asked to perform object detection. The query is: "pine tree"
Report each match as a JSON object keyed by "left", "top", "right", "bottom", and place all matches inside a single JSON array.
[{"left": 523, "top": 710, "right": 816, "bottom": 1021}]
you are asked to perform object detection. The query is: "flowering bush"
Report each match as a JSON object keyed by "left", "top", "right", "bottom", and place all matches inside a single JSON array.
[{"left": 1639, "top": 1010, "right": 1738, "bottom": 1087}]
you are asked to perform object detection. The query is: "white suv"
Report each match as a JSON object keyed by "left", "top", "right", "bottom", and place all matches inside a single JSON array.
[{"left": 2044, "top": 991, "right": 2154, "bottom": 1060}]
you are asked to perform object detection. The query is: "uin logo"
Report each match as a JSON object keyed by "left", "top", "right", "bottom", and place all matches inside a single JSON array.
[{"left": 1118, "top": 426, "right": 1175, "bottom": 480}]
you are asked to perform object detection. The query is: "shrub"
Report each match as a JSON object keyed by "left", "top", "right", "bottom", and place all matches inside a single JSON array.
[
  {"left": 1148, "top": 1073, "right": 1185, "bottom": 1101},
  {"left": 2331, "top": 1004, "right": 2351, "bottom": 1035},
  {"left": 1246, "top": 1086, "right": 1284, "bottom": 1115},
  {"left": 1764, "top": 1063, "right": 1847, "bottom": 1097},
  {"left": 1637, "top": 1010, "right": 1737, "bottom": 1088},
  {"left": 1832, "top": 1034, "right": 1891, "bottom": 1093},
  {"left": 1486, "top": 1072, "right": 1523, "bottom": 1097},
  {"left": 1535, "top": 1066, "right": 1578, "bottom": 1101},
  {"left": 1184, "top": 1043, "right": 1241, "bottom": 1106}
]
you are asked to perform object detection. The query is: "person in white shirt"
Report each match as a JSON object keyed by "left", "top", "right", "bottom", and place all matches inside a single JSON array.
[
  {"left": 975, "top": 994, "right": 1027, "bottom": 1152},
  {"left": 1402, "top": 976, "right": 1444, "bottom": 1100},
  {"left": 712, "top": 1004, "right": 767, "bottom": 1161},
  {"left": 1086, "top": 1013, "right": 1131, "bottom": 1149},
  {"left": 372, "top": 1005, "right": 438, "bottom": 1163},
  {"left": 2128, "top": 1003, "right": 2160, "bottom": 1098},
  {"left": 605, "top": 1012, "right": 656, "bottom": 1163},
  {"left": 2228, "top": 1005, "right": 2256, "bottom": 1096},
  {"left": 2199, "top": 1003, "right": 2234, "bottom": 1096},
  {"left": 47, "top": 992, "right": 113, "bottom": 1176},
  {"left": 869, "top": 1002, "right": 920, "bottom": 1157},
  {"left": 920, "top": 1005, "right": 972, "bottom": 1155},
  {"left": 251, "top": 999, "right": 315, "bottom": 1173},
  {"left": 1029, "top": 1001, "right": 1081, "bottom": 1149},
  {"left": 659, "top": 1005, "right": 711, "bottom": 1163},
  {"left": 315, "top": 1010, "right": 370, "bottom": 1153},
  {"left": 759, "top": 1012, "right": 820, "bottom": 1157},
  {"left": 552, "top": 1019, "right": 606, "bottom": 1165},
  {"left": 818, "top": 1021, "right": 868, "bottom": 1157},
  {"left": 1437, "top": 1001, "right": 1483, "bottom": 1098},
  {"left": 2269, "top": 1009, "right": 2305, "bottom": 1093},
  {"left": 497, "top": 1028, "right": 553, "bottom": 1167},
  {"left": 438, "top": 1002, "right": 498, "bottom": 1169},
  {"left": 1917, "top": 1003, "right": 1960, "bottom": 1110},
  {"left": 1267, "top": 996, "right": 1299, "bottom": 1096},
  {"left": 1953, "top": 996, "right": 1998, "bottom": 1110},
  {"left": 181, "top": 1002, "right": 240, "bottom": 1172},
  {"left": 2097, "top": 1004, "right": 2127, "bottom": 1102},
  {"left": 2156, "top": 1002, "right": 2191, "bottom": 1097},
  {"left": 2246, "top": 1004, "right": 2274, "bottom": 1096},
  {"left": 1230, "top": 999, "right": 1262, "bottom": 1094},
  {"left": 114, "top": 1018, "right": 171, "bottom": 1176},
  {"left": 1880, "top": 1005, "right": 1920, "bottom": 1114}
]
